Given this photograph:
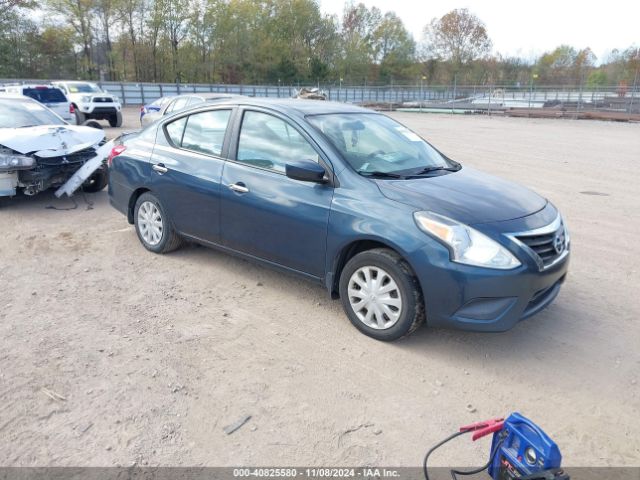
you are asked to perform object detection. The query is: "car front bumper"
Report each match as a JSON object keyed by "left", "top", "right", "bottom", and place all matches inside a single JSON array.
[
  {"left": 79, "top": 104, "right": 121, "bottom": 116},
  {"left": 410, "top": 235, "right": 570, "bottom": 332}
]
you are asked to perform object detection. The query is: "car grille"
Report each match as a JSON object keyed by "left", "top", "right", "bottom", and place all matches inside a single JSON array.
[
  {"left": 35, "top": 147, "right": 97, "bottom": 166},
  {"left": 515, "top": 221, "right": 567, "bottom": 268},
  {"left": 93, "top": 97, "right": 113, "bottom": 103},
  {"left": 91, "top": 107, "right": 117, "bottom": 114}
]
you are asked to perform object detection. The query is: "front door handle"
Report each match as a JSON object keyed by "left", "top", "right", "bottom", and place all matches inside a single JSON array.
[
  {"left": 152, "top": 163, "right": 168, "bottom": 174},
  {"left": 228, "top": 183, "right": 249, "bottom": 193}
]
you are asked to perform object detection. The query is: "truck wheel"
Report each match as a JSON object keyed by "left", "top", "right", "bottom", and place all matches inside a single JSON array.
[
  {"left": 109, "top": 111, "right": 123, "bottom": 127},
  {"left": 75, "top": 109, "right": 86, "bottom": 124},
  {"left": 82, "top": 119, "right": 102, "bottom": 129},
  {"left": 339, "top": 248, "right": 425, "bottom": 341},
  {"left": 82, "top": 166, "right": 109, "bottom": 193}
]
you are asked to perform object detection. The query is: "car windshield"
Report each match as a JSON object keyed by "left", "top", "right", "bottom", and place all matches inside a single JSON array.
[
  {"left": 22, "top": 88, "right": 67, "bottom": 103},
  {"left": 0, "top": 98, "right": 65, "bottom": 127},
  {"left": 67, "top": 83, "right": 101, "bottom": 93},
  {"left": 307, "top": 113, "right": 457, "bottom": 177}
]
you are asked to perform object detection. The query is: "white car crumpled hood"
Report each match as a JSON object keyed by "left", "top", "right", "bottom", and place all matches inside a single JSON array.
[{"left": 0, "top": 125, "right": 105, "bottom": 157}]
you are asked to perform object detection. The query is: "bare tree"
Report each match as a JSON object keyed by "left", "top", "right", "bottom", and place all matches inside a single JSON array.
[
  {"left": 116, "top": 0, "right": 145, "bottom": 81},
  {"left": 422, "top": 8, "right": 492, "bottom": 69},
  {"left": 46, "top": 0, "right": 95, "bottom": 78},
  {"left": 162, "top": 0, "right": 190, "bottom": 82}
]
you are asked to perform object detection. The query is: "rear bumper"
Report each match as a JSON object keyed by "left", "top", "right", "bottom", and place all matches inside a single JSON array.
[{"left": 411, "top": 243, "right": 570, "bottom": 332}]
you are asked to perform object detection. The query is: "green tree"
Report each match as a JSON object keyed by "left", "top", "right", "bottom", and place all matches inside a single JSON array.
[
  {"left": 586, "top": 70, "right": 608, "bottom": 87},
  {"left": 338, "top": 2, "right": 381, "bottom": 82},
  {"left": 372, "top": 12, "right": 415, "bottom": 82}
]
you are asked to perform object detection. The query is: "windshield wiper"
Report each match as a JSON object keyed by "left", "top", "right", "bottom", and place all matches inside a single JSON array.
[
  {"left": 358, "top": 170, "right": 406, "bottom": 179},
  {"left": 408, "top": 165, "right": 460, "bottom": 176}
]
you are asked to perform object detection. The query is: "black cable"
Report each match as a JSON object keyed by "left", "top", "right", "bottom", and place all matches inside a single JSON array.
[
  {"left": 423, "top": 430, "right": 468, "bottom": 480},
  {"left": 449, "top": 437, "right": 504, "bottom": 480}
]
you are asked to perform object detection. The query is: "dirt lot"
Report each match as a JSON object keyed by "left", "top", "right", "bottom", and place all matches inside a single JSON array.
[{"left": 1, "top": 108, "right": 639, "bottom": 467}]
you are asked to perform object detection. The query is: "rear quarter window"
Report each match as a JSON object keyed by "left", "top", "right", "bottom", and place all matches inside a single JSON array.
[{"left": 165, "top": 117, "right": 188, "bottom": 146}]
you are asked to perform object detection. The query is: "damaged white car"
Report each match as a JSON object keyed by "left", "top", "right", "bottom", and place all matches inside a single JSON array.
[{"left": 0, "top": 95, "right": 111, "bottom": 198}]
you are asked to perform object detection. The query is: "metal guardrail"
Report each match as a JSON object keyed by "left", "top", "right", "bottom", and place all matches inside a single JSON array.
[{"left": 1, "top": 79, "right": 638, "bottom": 116}]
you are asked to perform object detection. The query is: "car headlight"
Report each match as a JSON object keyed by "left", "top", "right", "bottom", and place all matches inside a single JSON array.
[
  {"left": 81, "top": 95, "right": 92, "bottom": 102},
  {"left": 414, "top": 211, "right": 521, "bottom": 269},
  {"left": 0, "top": 153, "right": 35, "bottom": 171}
]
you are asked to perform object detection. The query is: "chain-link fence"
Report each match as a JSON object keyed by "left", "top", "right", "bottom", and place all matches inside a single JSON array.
[{"left": 2, "top": 79, "right": 639, "bottom": 120}]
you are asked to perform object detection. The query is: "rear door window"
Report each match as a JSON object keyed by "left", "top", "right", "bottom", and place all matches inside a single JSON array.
[
  {"left": 186, "top": 96, "right": 205, "bottom": 107},
  {"left": 181, "top": 110, "right": 231, "bottom": 156},
  {"left": 169, "top": 97, "right": 190, "bottom": 113},
  {"left": 23, "top": 88, "right": 67, "bottom": 103}
]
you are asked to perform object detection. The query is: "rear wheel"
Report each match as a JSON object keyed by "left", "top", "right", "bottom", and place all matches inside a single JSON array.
[
  {"left": 133, "top": 192, "right": 182, "bottom": 253},
  {"left": 339, "top": 248, "right": 425, "bottom": 341}
]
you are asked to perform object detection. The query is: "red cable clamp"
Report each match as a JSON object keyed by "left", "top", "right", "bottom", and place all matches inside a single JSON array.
[{"left": 459, "top": 417, "right": 505, "bottom": 441}]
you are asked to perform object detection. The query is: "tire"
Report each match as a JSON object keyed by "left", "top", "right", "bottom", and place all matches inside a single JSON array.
[
  {"left": 75, "top": 109, "right": 86, "bottom": 124},
  {"left": 82, "top": 119, "right": 102, "bottom": 129},
  {"left": 133, "top": 192, "right": 182, "bottom": 254},
  {"left": 82, "top": 166, "right": 109, "bottom": 192},
  {"left": 338, "top": 248, "right": 425, "bottom": 341},
  {"left": 109, "top": 111, "right": 123, "bottom": 127}
]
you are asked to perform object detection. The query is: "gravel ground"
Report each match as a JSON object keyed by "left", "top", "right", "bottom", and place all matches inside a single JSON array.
[{"left": 1, "top": 108, "right": 639, "bottom": 467}]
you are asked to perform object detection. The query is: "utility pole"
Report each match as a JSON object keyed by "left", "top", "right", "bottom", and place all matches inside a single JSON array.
[
  {"left": 629, "top": 48, "right": 639, "bottom": 117},
  {"left": 451, "top": 74, "right": 457, "bottom": 115},
  {"left": 528, "top": 73, "right": 538, "bottom": 116}
]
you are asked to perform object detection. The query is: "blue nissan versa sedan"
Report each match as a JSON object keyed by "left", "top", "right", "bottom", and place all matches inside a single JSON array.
[{"left": 108, "top": 98, "right": 570, "bottom": 341}]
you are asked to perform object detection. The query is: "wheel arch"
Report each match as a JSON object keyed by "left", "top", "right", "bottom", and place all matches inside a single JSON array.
[
  {"left": 127, "top": 187, "right": 151, "bottom": 224},
  {"left": 328, "top": 238, "right": 422, "bottom": 300}
]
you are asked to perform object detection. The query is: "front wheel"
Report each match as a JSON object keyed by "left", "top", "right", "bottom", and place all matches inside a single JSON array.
[
  {"left": 339, "top": 248, "right": 425, "bottom": 341},
  {"left": 82, "top": 166, "right": 108, "bottom": 192},
  {"left": 109, "top": 111, "right": 123, "bottom": 127},
  {"left": 74, "top": 109, "right": 86, "bottom": 124},
  {"left": 133, "top": 192, "right": 182, "bottom": 253}
]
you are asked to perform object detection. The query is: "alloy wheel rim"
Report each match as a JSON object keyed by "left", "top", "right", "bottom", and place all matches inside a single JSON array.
[
  {"left": 347, "top": 266, "right": 402, "bottom": 330},
  {"left": 138, "top": 201, "right": 163, "bottom": 246}
]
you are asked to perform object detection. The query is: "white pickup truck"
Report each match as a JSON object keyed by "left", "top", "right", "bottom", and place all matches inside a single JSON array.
[
  {"left": 0, "top": 84, "right": 76, "bottom": 124},
  {"left": 53, "top": 81, "right": 123, "bottom": 127}
]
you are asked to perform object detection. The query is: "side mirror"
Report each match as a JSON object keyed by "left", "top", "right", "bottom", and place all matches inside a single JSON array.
[{"left": 285, "top": 161, "right": 327, "bottom": 183}]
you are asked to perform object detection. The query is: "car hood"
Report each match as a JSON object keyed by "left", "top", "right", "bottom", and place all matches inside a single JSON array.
[
  {"left": 376, "top": 166, "right": 547, "bottom": 225},
  {"left": 0, "top": 125, "right": 105, "bottom": 158}
]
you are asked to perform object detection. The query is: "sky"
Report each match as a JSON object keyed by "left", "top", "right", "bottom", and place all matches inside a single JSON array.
[{"left": 319, "top": 0, "right": 639, "bottom": 62}]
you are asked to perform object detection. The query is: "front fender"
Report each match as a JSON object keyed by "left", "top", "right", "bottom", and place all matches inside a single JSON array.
[{"left": 324, "top": 183, "right": 445, "bottom": 294}]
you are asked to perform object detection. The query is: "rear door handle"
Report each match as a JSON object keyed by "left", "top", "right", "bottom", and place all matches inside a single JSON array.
[
  {"left": 228, "top": 183, "right": 249, "bottom": 193},
  {"left": 152, "top": 163, "right": 168, "bottom": 174}
]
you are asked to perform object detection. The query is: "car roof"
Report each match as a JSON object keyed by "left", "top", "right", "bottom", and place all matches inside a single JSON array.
[
  {"left": 171, "top": 92, "right": 240, "bottom": 100},
  {"left": 0, "top": 93, "right": 35, "bottom": 101},
  {"left": 204, "top": 97, "right": 371, "bottom": 116},
  {"left": 8, "top": 84, "right": 61, "bottom": 90},
  {"left": 56, "top": 80, "right": 96, "bottom": 85}
]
